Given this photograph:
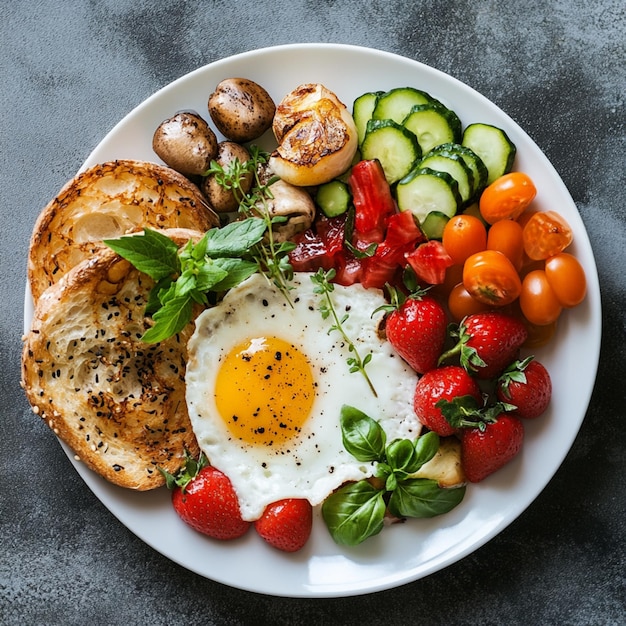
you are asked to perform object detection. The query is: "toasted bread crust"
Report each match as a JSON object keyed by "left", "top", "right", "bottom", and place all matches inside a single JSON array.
[
  {"left": 22, "top": 229, "right": 203, "bottom": 490},
  {"left": 28, "top": 160, "right": 218, "bottom": 302}
]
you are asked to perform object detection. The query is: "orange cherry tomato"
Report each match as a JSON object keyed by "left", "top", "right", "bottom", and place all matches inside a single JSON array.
[
  {"left": 463, "top": 249, "right": 522, "bottom": 306},
  {"left": 520, "top": 269, "right": 563, "bottom": 325},
  {"left": 448, "top": 282, "right": 491, "bottom": 322},
  {"left": 431, "top": 263, "right": 464, "bottom": 300},
  {"left": 479, "top": 172, "right": 537, "bottom": 225},
  {"left": 522, "top": 210, "right": 573, "bottom": 260},
  {"left": 442, "top": 214, "right": 487, "bottom": 265},
  {"left": 487, "top": 219, "right": 524, "bottom": 270},
  {"left": 544, "top": 252, "right": 587, "bottom": 307}
]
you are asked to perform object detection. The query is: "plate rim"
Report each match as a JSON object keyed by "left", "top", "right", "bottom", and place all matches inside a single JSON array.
[{"left": 24, "top": 42, "right": 602, "bottom": 598}]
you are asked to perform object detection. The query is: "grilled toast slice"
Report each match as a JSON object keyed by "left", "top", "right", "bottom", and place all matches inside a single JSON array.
[
  {"left": 28, "top": 159, "right": 218, "bottom": 302},
  {"left": 21, "top": 228, "right": 204, "bottom": 490}
]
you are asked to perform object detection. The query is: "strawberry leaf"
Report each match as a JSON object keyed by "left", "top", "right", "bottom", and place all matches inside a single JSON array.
[
  {"left": 498, "top": 356, "right": 534, "bottom": 397},
  {"left": 159, "top": 450, "right": 208, "bottom": 492}
]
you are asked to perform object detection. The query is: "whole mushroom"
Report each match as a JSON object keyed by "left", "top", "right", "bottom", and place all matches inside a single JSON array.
[
  {"left": 202, "top": 141, "right": 254, "bottom": 213},
  {"left": 152, "top": 111, "right": 218, "bottom": 176},
  {"left": 208, "top": 78, "right": 276, "bottom": 143}
]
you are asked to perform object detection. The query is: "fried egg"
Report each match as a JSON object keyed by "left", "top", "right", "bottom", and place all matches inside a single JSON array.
[{"left": 185, "top": 273, "right": 420, "bottom": 521}]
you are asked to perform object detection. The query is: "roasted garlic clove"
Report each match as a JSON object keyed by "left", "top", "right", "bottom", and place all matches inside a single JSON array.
[{"left": 269, "top": 84, "right": 358, "bottom": 187}]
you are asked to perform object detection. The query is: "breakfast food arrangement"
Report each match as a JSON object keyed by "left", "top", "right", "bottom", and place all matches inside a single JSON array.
[{"left": 21, "top": 67, "right": 589, "bottom": 568}]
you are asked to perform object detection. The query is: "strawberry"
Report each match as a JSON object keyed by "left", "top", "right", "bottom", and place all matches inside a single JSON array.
[
  {"left": 254, "top": 498, "right": 313, "bottom": 553},
  {"left": 383, "top": 282, "right": 448, "bottom": 375},
  {"left": 439, "top": 311, "right": 528, "bottom": 379},
  {"left": 405, "top": 240, "right": 454, "bottom": 285},
  {"left": 460, "top": 413, "right": 524, "bottom": 482},
  {"left": 496, "top": 357, "right": 552, "bottom": 419},
  {"left": 162, "top": 452, "right": 250, "bottom": 540},
  {"left": 413, "top": 365, "right": 483, "bottom": 436}
]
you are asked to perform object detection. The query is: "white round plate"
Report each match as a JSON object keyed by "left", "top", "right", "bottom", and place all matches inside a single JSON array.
[{"left": 24, "top": 43, "right": 601, "bottom": 597}]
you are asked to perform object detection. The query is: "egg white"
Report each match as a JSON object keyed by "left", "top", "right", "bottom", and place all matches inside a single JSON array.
[{"left": 185, "top": 273, "right": 420, "bottom": 521}]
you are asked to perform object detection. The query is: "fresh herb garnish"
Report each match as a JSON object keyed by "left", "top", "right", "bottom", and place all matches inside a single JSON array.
[
  {"left": 204, "top": 146, "right": 296, "bottom": 302},
  {"left": 321, "top": 405, "right": 466, "bottom": 546},
  {"left": 104, "top": 218, "right": 266, "bottom": 343},
  {"left": 310, "top": 268, "right": 377, "bottom": 397},
  {"left": 103, "top": 147, "right": 299, "bottom": 343}
]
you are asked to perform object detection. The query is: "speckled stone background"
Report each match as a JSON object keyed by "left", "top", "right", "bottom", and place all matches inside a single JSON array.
[{"left": 1, "top": 1, "right": 624, "bottom": 624}]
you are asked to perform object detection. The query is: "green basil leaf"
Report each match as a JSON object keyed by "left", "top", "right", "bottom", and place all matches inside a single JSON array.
[
  {"left": 210, "top": 258, "right": 259, "bottom": 291},
  {"left": 174, "top": 267, "right": 198, "bottom": 297},
  {"left": 141, "top": 295, "right": 193, "bottom": 344},
  {"left": 270, "top": 215, "right": 289, "bottom": 225},
  {"left": 374, "top": 461, "right": 392, "bottom": 481},
  {"left": 177, "top": 238, "right": 194, "bottom": 264},
  {"left": 414, "top": 431, "right": 440, "bottom": 469},
  {"left": 385, "top": 472, "right": 398, "bottom": 491},
  {"left": 321, "top": 481, "right": 386, "bottom": 546},
  {"left": 145, "top": 276, "right": 173, "bottom": 315},
  {"left": 191, "top": 232, "right": 209, "bottom": 261},
  {"left": 193, "top": 261, "right": 230, "bottom": 292},
  {"left": 103, "top": 228, "right": 180, "bottom": 281},
  {"left": 205, "top": 217, "right": 266, "bottom": 257},
  {"left": 386, "top": 438, "right": 421, "bottom": 479},
  {"left": 339, "top": 405, "right": 386, "bottom": 462},
  {"left": 387, "top": 478, "right": 466, "bottom": 519}
]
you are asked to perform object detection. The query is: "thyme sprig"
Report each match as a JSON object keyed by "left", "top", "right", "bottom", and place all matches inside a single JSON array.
[{"left": 311, "top": 268, "right": 378, "bottom": 397}]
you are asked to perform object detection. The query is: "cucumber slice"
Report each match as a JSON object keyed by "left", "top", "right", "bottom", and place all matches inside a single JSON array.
[
  {"left": 372, "top": 87, "right": 434, "bottom": 125},
  {"left": 396, "top": 167, "right": 462, "bottom": 223},
  {"left": 402, "top": 103, "right": 462, "bottom": 154},
  {"left": 316, "top": 180, "right": 352, "bottom": 218},
  {"left": 462, "top": 123, "right": 517, "bottom": 185},
  {"left": 429, "top": 143, "right": 488, "bottom": 200},
  {"left": 418, "top": 153, "right": 474, "bottom": 205},
  {"left": 361, "top": 119, "right": 422, "bottom": 184},
  {"left": 353, "top": 91, "right": 382, "bottom": 146},
  {"left": 421, "top": 210, "right": 450, "bottom": 239}
]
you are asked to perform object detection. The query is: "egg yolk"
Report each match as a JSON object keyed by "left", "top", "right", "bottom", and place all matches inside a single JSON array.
[{"left": 214, "top": 336, "right": 315, "bottom": 447}]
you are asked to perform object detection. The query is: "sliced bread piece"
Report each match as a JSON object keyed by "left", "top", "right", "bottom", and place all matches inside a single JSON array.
[
  {"left": 21, "top": 228, "right": 204, "bottom": 490},
  {"left": 28, "top": 159, "right": 218, "bottom": 302}
]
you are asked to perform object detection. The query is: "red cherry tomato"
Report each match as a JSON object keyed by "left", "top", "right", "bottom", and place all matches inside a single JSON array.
[{"left": 479, "top": 172, "right": 537, "bottom": 225}]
